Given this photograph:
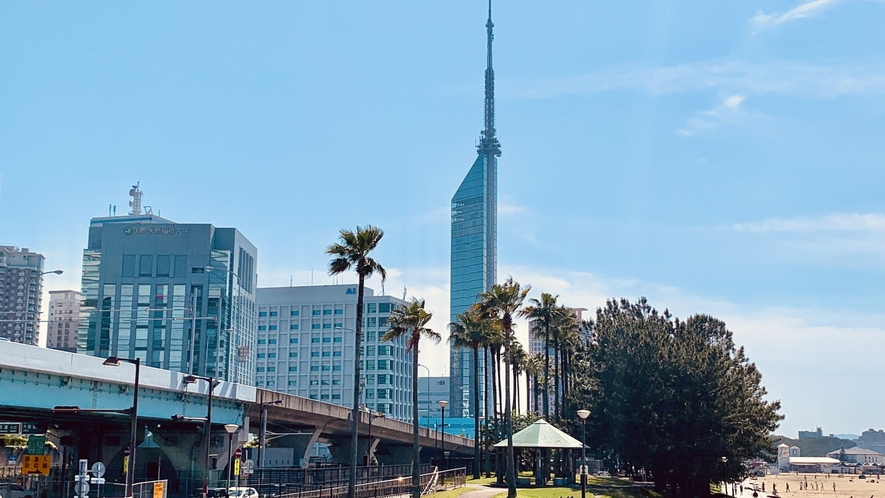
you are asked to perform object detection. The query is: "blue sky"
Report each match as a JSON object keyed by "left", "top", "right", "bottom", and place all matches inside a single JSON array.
[{"left": 2, "top": 0, "right": 884, "bottom": 437}]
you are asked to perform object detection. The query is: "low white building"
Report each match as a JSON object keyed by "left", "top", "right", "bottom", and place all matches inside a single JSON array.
[
  {"left": 789, "top": 457, "right": 841, "bottom": 473},
  {"left": 826, "top": 447, "right": 885, "bottom": 464}
]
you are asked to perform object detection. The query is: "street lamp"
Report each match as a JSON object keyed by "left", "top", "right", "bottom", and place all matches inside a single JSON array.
[
  {"left": 183, "top": 374, "right": 221, "bottom": 498},
  {"left": 366, "top": 411, "right": 385, "bottom": 465},
  {"left": 103, "top": 356, "right": 141, "bottom": 498},
  {"left": 721, "top": 456, "right": 728, "bottom": 496},
  {"left": 417, "top": 364, "right": 431, "bottom": 420},
  {"left": 438, "top": 400, "right": 448, "bottom": 469},
  {"left": 224, "top": 424, "right": 239, "bottom": 492},
  {"left": 577, "top": 409, "right": 590, "bottom": 498},
  {"left": 19, "top": 269, "right": 62, "bottom": 345},
  {"left": 257, "top": 398, "right": 282, "bottom": 493}
]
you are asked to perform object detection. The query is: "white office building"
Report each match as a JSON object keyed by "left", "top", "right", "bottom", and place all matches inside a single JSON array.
[
  {"left": 255, "top": 285, "right": 413, "bottom": 421},
  {"left": 47, "top": 290, "right": 81, "bottom": 352}
]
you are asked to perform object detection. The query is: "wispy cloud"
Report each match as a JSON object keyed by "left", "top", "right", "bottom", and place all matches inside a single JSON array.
[
  {"left": 750, "top": 0, "right": 844, "bottom": 33},
  {"left": 734, "top": 213, "right": 885, "bottom": 233},
  {"left": 676, "top": 94, "right": 750, "bottom": 136},
  {"left": 501, "top": 58, "right": 885, "bottom": 100}
]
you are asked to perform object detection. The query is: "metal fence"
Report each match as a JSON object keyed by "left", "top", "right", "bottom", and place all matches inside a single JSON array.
[
  {"left": 278, "top": 467, "right": 465, "bottom": 498},
  {"left": 249, "top": 464, "right": 433, "bottom": 496}
]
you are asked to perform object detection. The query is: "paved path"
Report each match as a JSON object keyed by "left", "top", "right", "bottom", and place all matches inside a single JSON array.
[{"left": 457, "top": 484, "right": 505, "bottom": 498}]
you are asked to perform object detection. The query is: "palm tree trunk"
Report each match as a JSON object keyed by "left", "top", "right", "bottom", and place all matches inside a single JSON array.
[
  {"left": 553, "top": 336, "right": 560, "bottom": 422},
  {"left": 412, "top": 344, "right": 421, "bottom": 498},
  {"left": 504, "top": 323, "right": 516, "bottom": 498},
  {"left": 472, "top": 344, "right": 480, "bottom": 479},
  {"left": 349, "top": 274, "right": 365, "bottom": 498},
  {"left": 543, "top": 319, "right": 550, "bottom": 419}
]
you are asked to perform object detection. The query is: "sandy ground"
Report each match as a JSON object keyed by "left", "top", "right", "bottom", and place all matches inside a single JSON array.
[{"left": 736, "top": 473, "right": 885, "bottom": 498}]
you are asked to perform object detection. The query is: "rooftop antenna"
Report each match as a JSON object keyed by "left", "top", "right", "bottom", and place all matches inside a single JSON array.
[
  {"left": 403, "top": 286, "right": 407, "bottom": 301},
  {"left": 290, "top": 275, "right": 293, "bottom": 287},
  {"left": 128, "top": 182, "right": 143, "bottom": 215},
  {"left": 478, "top": 0, "right": 501, "bottom": 160},
  {"left": 311, "top": 270, "right": 314, "bottom": 286}
]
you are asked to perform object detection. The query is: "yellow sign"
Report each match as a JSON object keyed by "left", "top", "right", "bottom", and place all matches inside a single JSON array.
[
  {"left": 21, "top": 455, "right": 51, "bottom": 475},
  {"left": 233, "top": 458, "right": 240, "bottom": 476},
  {"left": 152, "top": 481, "right": 165, "bottom": 498}
]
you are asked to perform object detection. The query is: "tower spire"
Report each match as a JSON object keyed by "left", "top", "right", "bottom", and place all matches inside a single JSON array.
[{"left": 479, "top": 0, "right": 501, "bottom": 157}]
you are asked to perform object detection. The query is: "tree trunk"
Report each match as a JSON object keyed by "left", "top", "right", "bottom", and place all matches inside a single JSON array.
[
  {"left": 472, "top": 344, "right": 481, "bottom": 479},
  {"left": 504, "top": 325, "right": 516, "bottom": 498},
  {"left": 543, "top": 319, "right": 550, "bottom": 418},
  {"left": 411, "top": 343, "right": 421, "bottom": 498},
  {"left": 348, "top": 273, "right": 365, "bottom": 498}
]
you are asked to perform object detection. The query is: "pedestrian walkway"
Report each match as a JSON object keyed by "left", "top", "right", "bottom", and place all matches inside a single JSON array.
[{"left": 457, "top": 483, "right": 505, "bottom": 498}]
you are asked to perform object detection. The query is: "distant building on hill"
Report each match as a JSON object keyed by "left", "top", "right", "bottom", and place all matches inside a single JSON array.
[
  {"left": 857, "top": 428, "right": 885, "bottom": 454},
  {"left": 799, "top": 427, "right": 823, "bottom": 439}
]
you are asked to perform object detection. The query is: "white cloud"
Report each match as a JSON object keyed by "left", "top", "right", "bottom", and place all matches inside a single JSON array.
[
  {"left": 750, "top": 0, "right": 844, "bottom": 33},
  {"left": 734, "top": 213, "right": 885, "bottom": 233},
  {"left": 676, "top": 94, "right": 750, "bottom": 136},
  {"left": 501, "top": 58, "right": 885, "bottom": 100}
]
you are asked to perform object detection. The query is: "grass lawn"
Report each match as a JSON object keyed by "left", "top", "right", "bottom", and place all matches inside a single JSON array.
[
  {"left": 486, "top": 477, "right": 659, "bottom": 498},
  {"left": 468, "top": 476, "right": 499, "bottom": 485},
  {"left": 425, "top": 487, "right": 476, "bottom": 498}
]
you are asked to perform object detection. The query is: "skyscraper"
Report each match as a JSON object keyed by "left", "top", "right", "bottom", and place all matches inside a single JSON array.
[
  {"left": 0, "top": 246, "right": 47, "bottom": 345},
  {"left": 449, "top": 1, "right": 501, "bottom": 418},
  {"left": 77, "top": 188, "right": 258, "bottom": 384}
]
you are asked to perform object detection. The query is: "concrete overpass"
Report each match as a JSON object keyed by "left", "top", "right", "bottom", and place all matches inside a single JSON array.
[{"left": 0, "top": 343, "right": 475, "bottom": 496}]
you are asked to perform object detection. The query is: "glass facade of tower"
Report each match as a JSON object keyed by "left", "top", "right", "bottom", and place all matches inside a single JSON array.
[{"left": 449, "top": 153, "right": 497, "bottom": 417}]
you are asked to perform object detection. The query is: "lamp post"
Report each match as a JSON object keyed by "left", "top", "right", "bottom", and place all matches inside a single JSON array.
[
  {"left": 257, "top": 398, "right": 282, "bottom": 493},
  {"left": 102, "top": 356, "right": 140, "bottom": 498},
  {"left": 20, "top": 269, "right": 62, "bottom": 345},
  {"left": 721, "top": 456, "right": 728, "bottom": 497},
  {"left": 577, "top": 409, "right": 590, "bottom": 498},
  {"left": 183, "top": 374, "right": 220, "bottom": 498},
  {"left": 224, "top": 424, "right": 239, "bottom": 492},
  {"left": 438, "top": 400, "right": 448, "bottom": 469},
  {"left": 418, "top": 364, "right": 431, "bottom": 419},
  {"left": 366, "top": 411, "right": 385, "bottom": 465}
]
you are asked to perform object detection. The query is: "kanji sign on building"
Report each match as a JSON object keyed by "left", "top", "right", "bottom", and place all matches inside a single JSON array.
[{"left": 21, "top": 455, "right": 51, "bottom": 475}]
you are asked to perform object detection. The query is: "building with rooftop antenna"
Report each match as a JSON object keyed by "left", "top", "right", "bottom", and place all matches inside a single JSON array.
[{"left": 449, "top": 0, "right": 500, "bottom": 418}]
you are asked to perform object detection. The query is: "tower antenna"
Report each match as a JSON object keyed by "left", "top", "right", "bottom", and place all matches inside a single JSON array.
[{"left": 478, "top": 0, "right": 501, "bottom": 158}]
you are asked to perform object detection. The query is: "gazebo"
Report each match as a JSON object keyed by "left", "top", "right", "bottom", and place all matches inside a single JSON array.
[{"left": 494, "top": 418, "right": 584, "bottom": 486}]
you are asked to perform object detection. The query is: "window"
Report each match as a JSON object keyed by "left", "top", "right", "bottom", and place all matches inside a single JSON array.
[
  {"left": 334, "top": 322, "right": 343, "bottom": 328},
  {"left": 323, "top": 323, "right": 331, "bottom": 329},
  {"left": 367, "top": 303, "right": 377, "bottom": 313},
  {"left": 378, "top": 345, "right": 390, "bottom": 355},
  {"left": 334, "top": 309, "right": 343, "bottom": 315},
  {"left": 289, "top": 366, "right": 298, "bottom": 372},
  {"left": 323, "top": 309, "right": 332, "bottom": 315},
  {"left": 332, "top": 393, "right": 341, "bottom": 400},
  {"left": 378, "top": 389, "right": 389, "bottom": 399},
  {"left": 321, "top": 365, "right": 330, "bottom": 371},
  {"left": 322, "top": 351, "right": 331, "bottom": 357},
  {"left": 290, "top": 324, "right": 299, "bottom": 330},
  {"left": 291, "top": 310, "right": 299, "bottom": 316},
  {"left": 267, "top": 366, "right": 276, "bottom": 372},
  {"left": 267, "top": 380, "right": 275, "bottom": 387},
  {"left": 268, "top": 352, "right": 276, "bottom": 358},
  {"left": 258, "top": 325, "right": 267, "bottom": 331},
  {"left": 366, "top": 390, "right": 375, "bottom": 399},
  {"left": 269, "top": 325, "right": 277, "bottom": 330},
  {"left": 257, "top": 367, "right": 265, "bottom": 372},
  {"left": 310, "top": 380, "right": 319, "bottom": 386},
  {"left": 312, "top": 324, "right": 320, "bottom": 330},
  {"left": 268, "top": 339, "right": 277, "bottom": 344},
  {"left": 367, "top": 332, "right": 376, "bottom": 341},
  {"left": 334, "top": 337, "right": 342, "bottom": 343},
  {"left": 270, "top": 311, "right": 278, "bottom": 317},
  {"left": 257, "top": 353, "right": 266, "bottom": 359},
  {"left": 379, "top": 317, "right": 388, "bottom": 327},
  {"left": 258, "top": 339, "right": 266, "bottom": 345},
  {"left": 333, "top": 351, "right": 342, "bottom": 357},
  {"left": 310, "top": 366, "right": 319, "bottom": 371},
  {"left": 288, "top": 380, "right": 297, "bottom": 386},
  {"left": 332, "top": 379, "right": 341, "bottom": 385},
  {"left": 289, "top": 352, "right": 298, "bottom": 358},
  {"left": 367, "top": 361, "right": 375, "bottom": 370},
  {"left": 367, "top": 346, "right": 376, "bottom": 356},
  {"left": 311, "top": 352, "right": 320, "bottom": 357},
  {"left": 312, "top": 310, "right": 321, "bottom": 316},
  {"left": 290, "top": 337, "right": 299, "bottom": 344},
  {"left": 378, "top": 360, "right": 389, "bottom": 370},
  {"left": 378, "top": 375, "right": 389, "bottom": 385},
  {"left": 322, "top": 337, "right": 331, "bottom": 343},
  {"left": 311, "top": 337, "right": 320, "bottom": 343},
  {"left": 367, "top": 317, "right": 376, "bottom": 327},
  {"left": 379, "top": 303, "right": 391, "bottom": 313},
  {"left": 259, "top": 311, "right": 268, "bottom": 317}
]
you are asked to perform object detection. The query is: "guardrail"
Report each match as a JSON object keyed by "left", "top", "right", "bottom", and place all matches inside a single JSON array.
[{"left": 278, "top": 467, "right": 465, "bottom": 498}]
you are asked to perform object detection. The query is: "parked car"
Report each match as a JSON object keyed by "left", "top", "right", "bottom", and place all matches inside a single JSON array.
[
  {"left": 1, "top": 484, "right": 35, "bottom": 498},
  {"left": 228, "top": 488, "right": 258, "bottom": 498}
]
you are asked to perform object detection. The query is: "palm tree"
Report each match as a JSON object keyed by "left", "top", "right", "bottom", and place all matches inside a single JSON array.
[
  {"left": 524, "top": 353, "right": 544, "bottom": 414},
  {"left": 326, "top": 225, "right": 386, "bottom": 498},
  {"left": 520, "top": 293, "right": 558, "bottom": 419},
  {"left": 448, "top": 306, "right": 491, "bottom": 479},
  {"left": 382, "top": 298, "right": 439, "bottom": 498},
  {"left": 510, "top": 340, "right": 528, "bottom": 412},
  {"left": 477, "top": 277, "right": 530, "bottom": 498}
]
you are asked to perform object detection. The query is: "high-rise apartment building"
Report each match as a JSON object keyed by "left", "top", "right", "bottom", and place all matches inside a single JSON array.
[
  {"left": 0, "top": 246, "right": 47, "bottom": 345},
  {"left": 256, "top": 285, "right": 413, "bottom": 422},
  {"left": 77, "top": 212, "right": 258, "bottom": 384},
  {"left": 47, "top": 290, "right": 81, "bottom": 352},
  {"left": 449, "top": 2, "right": 501, "bottom": 418}
]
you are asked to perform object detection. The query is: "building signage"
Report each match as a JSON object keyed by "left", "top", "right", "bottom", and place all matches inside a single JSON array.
[
  {"left": 123, "top": 226, "right": 189, "bottom": 236},
  {"left": 346, "top": 288, "right": 357, "bottom": 295}
]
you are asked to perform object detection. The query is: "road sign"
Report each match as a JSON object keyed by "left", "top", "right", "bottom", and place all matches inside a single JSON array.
[
  {"left": 234, "top": 448, "right": 242, "bottom": 459},
  {"left": 21, "top": 423, "right": 41, "bottom": 435},
  {"left": 233, "top": 459, "right": 240, "bottom": 476},
  {"left": 0, "top": 422, "right": 21, "bottom": 434},
  {"left": 89, "top": 478, "right": 106, "bottom": 485},
  {"left": 27, "top": 435, "right": 46, "bottom": 455},
  {"left": 21, "top": 455, "right": 51, "bottom": 475},
  {"left": 91, "top": 462, "right": 106, "bottom": 477},
  {"left": 152, "top": 481, "right": 164, "bottom": 498},
  {"left": 75, "top": 482, "right": 90, "bottom": 495},
  {"left": 242, "top": 459, "right": 254, "bottom": 475}
]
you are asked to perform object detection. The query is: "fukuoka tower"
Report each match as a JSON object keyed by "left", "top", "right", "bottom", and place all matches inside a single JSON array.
[{"left": 449, "top": 0, "right": 501, "bottom": 418}]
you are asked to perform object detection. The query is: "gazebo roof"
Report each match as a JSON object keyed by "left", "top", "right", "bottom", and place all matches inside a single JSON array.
[{"left": 493, "top": 418, "right": 584, "bottom": 449}]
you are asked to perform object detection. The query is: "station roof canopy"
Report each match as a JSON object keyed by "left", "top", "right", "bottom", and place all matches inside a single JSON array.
[{"left": 493, "top": 419, "right": 584, "bottom": 449}]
